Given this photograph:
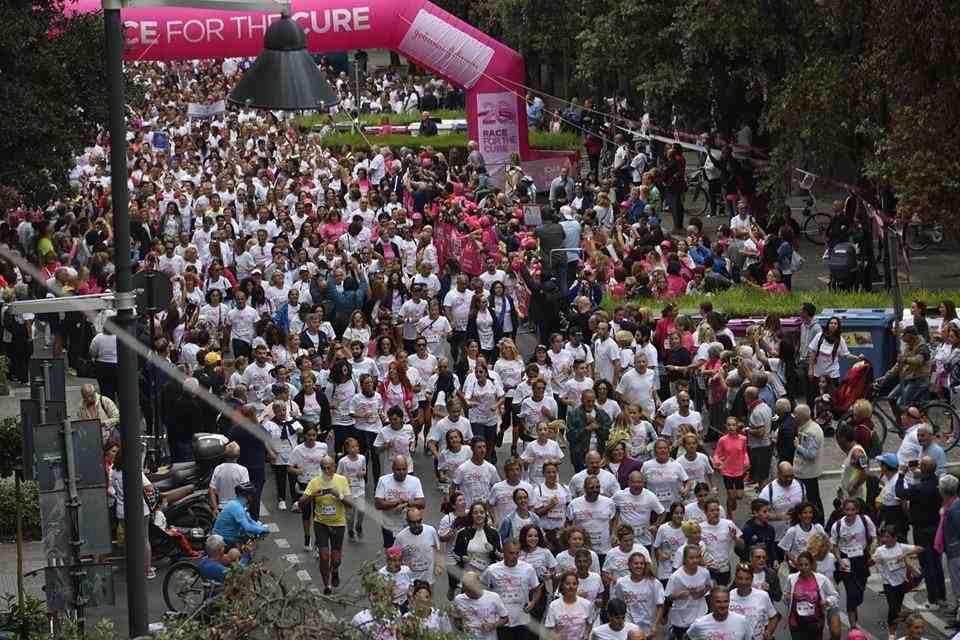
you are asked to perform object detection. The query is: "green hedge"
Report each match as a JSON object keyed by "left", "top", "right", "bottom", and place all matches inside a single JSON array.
[
  {"left": 297, "top": 110, "right": 467, "bottom": 128},
  {"left": 305, "top": 130, "right": 581, "bottom": 152},
  {"left": 602, "top": 287, "right": 960, "bottom": 318}
]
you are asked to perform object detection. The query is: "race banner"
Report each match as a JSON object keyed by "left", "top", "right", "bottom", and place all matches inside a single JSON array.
[
  {"left": 187, "top": 100, "right": 226, "bottom": 119},
  {"left": 476, "top": 91, "right": 520, "bottom": 179}
]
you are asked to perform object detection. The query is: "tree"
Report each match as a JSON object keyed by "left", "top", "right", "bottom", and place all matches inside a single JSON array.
[{"left": 0, "top": 0, "right": 142, "bottom": 207}]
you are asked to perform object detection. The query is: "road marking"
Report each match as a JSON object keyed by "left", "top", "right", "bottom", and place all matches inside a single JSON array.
[
  {"left": 275, "top": 538, "right": 290, "bottom": 549},
  {"left": 296, "top": 569, "right": 312, "bottom": 582},
  {"left": 266, "top": 522, "right": 280, "bottom": 533},
  {"left": 284, "top": 553, "right": 300, "bottom": 564},
  {"left": 904, "top": 590, "right": 952, "bottom": 636},
  {"left": 260, "top": 504, "right": 270, "bottom": 517},
  {"left": 309, "top": 587, "right": 322, "bottom": 596}
]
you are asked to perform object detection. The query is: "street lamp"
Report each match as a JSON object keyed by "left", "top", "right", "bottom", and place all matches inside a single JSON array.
[{"left": 228, "top": 13, "right": 339, "bottom": 111}]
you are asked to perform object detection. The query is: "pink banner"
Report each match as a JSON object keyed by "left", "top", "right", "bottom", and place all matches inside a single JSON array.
[{"left": 67, "top": 0, "right": 530, "bottom": 158}]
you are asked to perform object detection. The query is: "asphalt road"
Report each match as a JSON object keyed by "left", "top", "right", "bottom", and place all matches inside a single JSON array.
[{"left": 75, "top": 430, "right": 959, "bottom": 640}]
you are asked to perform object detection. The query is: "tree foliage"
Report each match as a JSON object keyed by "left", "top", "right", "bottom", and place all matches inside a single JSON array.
[
  {"left": 0, "top": 0, "right": 142, "bottom": 207},
  {"left": 435, "top": 0, "right": 960, "bottom": 223}
]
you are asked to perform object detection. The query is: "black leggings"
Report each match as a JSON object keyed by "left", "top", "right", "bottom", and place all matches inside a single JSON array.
[
  {"left": 273, "top": 464, "right": 297, "bottom": 502},
  {"left": 883, "top": 582, "right": 906, "bottom": 626},
  {"left": 838, "top": 555, "right": 868, "bottom": 611}
]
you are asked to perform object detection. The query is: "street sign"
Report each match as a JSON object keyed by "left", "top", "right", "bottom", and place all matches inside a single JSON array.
[
  {"left": 44, "top": 564, "right": 115, "bottom": 610},
  {"left": 30, "top": 358, "right": 66, "bottom": 403},
  {"left": 34, "top": 420, "right": 106, "bottom": 491},
  {"left": 132, "top": 270, "right": 173, "bottom": 315},
  {"left": 39, "top": 489, "right": 113, "bottom": 562},
  {"left": 20, "top": 399, "right": 67, "bottom": 480}
]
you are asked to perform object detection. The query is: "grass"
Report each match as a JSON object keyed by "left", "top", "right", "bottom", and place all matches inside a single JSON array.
[
  {"left": 305, "top": 130, "right": 581, "bottom": 152},
  {"left": 601, "top": 287, "right": 960, "bottom": 318}
]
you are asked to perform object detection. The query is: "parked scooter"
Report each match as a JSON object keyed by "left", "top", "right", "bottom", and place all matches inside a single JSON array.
[{"left": 148, "top": 433, "right": 227, "bottom": 530}]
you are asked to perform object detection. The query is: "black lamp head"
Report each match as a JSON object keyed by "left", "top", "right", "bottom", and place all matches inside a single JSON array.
[{"left": 228, "top": 13, "right": 339, "bottom": 111}]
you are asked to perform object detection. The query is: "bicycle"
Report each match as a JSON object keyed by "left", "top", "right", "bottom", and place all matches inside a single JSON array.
[
  {"left": 839, "top": 385, "right": 960, "bottom": 453},
  {"left": 902, "top": 214, "right": 945, "bottom": 252},
  {"left": 793, "top": 169, "right": 832, "bottom": 245},
  {"left": 685, "top": 165, "right": 711, "bottom": 217}
]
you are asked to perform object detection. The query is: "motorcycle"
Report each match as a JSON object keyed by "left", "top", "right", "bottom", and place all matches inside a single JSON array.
[{"left": 148, "top": 433, "right": 227, "bottom": 530}]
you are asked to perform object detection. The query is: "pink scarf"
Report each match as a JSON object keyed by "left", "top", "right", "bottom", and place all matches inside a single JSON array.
[{"left": 935, "top": 495, "right": 957, "bottom": 553}]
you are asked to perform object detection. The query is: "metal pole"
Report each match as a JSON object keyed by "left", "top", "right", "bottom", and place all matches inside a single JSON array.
[
  {"left": 61, "top": 419, "right": 85, "bottom": 636},
  {"left": 104, "top": 4, "right": 149, "bottom": 636}
]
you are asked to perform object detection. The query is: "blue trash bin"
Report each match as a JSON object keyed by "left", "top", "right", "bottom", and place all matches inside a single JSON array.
[{"left": 814, "top": 308, "right": 897, "bottom": 378}]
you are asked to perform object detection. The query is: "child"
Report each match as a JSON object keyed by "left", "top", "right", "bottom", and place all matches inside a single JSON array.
[
  {"left": 713, "top": 416, "right": 750, "bottom": 514},
  {"left": 762, "top": 269, "right": 788, "bottom": 294},
  {"left": 336, "top": 437, "right": 366, "bottom": 540},
  {"left": 813, "top": 375, "right": 835, "bottom": 437},
  {"left": 872, "top": 525, "right": 924, "bottom": 640},
  {"left": 520, "top": 422, "right": 565, "bottom": 485},
  {"left": 228, "top": 355, "right": 248, "bottom": 389},
  {"left": 780, "top": 501, "right": 826, "bottom": 569},
  {"left": 676, "top": 432, "right": 715, "bottom": 486},
  {"left": 437, "top": 428, "right": 471, "bottom": 493},
  {"left": 374, "top": 406, "right": 416, "bottom": 472},
  {"left": 740, "top": 498, "right": 778, "bottom": 564}
]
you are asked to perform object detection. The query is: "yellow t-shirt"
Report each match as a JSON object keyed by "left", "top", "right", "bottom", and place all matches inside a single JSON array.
[{"left": 304, "top": 473, "right": 351, "bottom": 527}]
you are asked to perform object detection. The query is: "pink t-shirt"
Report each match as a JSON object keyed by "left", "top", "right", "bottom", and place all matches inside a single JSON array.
[
  {"left": 713, "top": 433, "right": 749, "bottom": 478},
  {"left": 790, "top": 574, "right": 823, "bottom": 626}
]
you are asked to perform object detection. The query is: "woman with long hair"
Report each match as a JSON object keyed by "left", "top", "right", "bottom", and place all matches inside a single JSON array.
[
  {"left": 653, "top": 503, "right": 687, "bottom": 587},
  {"left": 489, "top": 280, "right": 518, "bottom": 344},
  {"left": 518, "top": 523, "right": 556, "bottom": 622},
  {"left": 466, "top": 292, "right": 496, "bottom": 364},
  {"left": 437, "top": 491, "right": 468, "bottom": 600},
  {"left": 494, "top": 338, "right": 524, "bottom": 449},
  {"left": 464, "top": 362, "right": 504, "bottom": 464},
  {"left": 453, "top": 502, "right": 502, "bottom": 574},
  {"left": 327, "top": 350, "right": 357, "bottom": 456},
  {"left": 544, "top": 571, "right": 593, "bottom": 640},
  {"left": 380, "top": 361, "right": 416, "bottom": 423},
  {"left": 784, "top": 551, "right": 840, "bottom": 640},
  {"left": 807, "top": 316, "right": 862, "bottom": 391},
  {"left": 342, "top": 309, "right": 372, "bottom": 345},
  {"left": 611, "top": 552, "right": 664, "bottom": 636}
]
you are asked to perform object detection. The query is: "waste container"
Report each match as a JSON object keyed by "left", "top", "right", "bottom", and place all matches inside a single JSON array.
[{"left": 815, "top": 308, "right": 897, "bottom": 378}]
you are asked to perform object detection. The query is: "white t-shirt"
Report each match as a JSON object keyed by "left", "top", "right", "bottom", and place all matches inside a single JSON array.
[
  {"left": 779, "top": 523, "right": 826, "bottom": 559},
  {"left": 830, "top": 514, "right": 876, "bottom": 559},
  {"left": 612, "top": 488, "right": 665, "bottom": 545},
  {"left": 556, "top": 549, "right": 600, "bottom": 575},
  {"left": 534, "top": 483, "right": 571, "bottom": 531},
  {"left": 480, "top": 561, "right": 540, "bottom": 626},
  {"left": 438, "top": 446, "right": 472, "bottom": 484},
  {"left": 640, "top": 459, "right": 689, "bottom": 508},
  {"left": 699, "top": 518, "right": 742, "bottom": 572},
  {"left": 761, "top": 480, "right": 806, "bottom": 539},
  {"left": 443, "top": 288, "right": 474, "bottom": 331},
  {"left": 209, "top": 462, "right": 250, "bottom": 503},
  {"left": 568, "top": 468, "right": 619, "bottom": 498},
  {"left": 874, "top": 542, "right": 913, "bottom": 586},
  {"left": 545, "top": 596, "right": 594, "bottom": 640},
  {"left": 336, "top": 454, "right": 367, "bottom": 497},
  {"left": 520, "top": 439, "right": 564, "bottom": 485},
  {"left": 663, "top": 410, "right": 704, "bottom": 438},
  {"left": 591, "top": 621, "right": 639, "bottom": 640},
  {"left": 288, "top": 442, "right": 328, "bottom": 484},
  {"left": 519, "top": 396, "right": 559, "bottom": 438},
  {"left": 683, "top": 501, "right": 728, "bottom": 525},
  {"left": 374, "top": 474, "right": 425, "bottom": 533},
  {"left": 378, "top": 565, "right": 413, "bottom": 605},
  {"left": 454, "top": 459, "right": 501, "bottom": 508},
  {"left": 428, "top": 416, "right": 474, "bottom": 453},
  {"left": 520, "top": 546, "right": 558, "bottom": 581},
  {"left": 593, "top": 337, "right": 620, "bottom": 383},
  {"left": 729, "top": 588, "right": 778, "bottom": 640},
  {"left": 612, "top": 575, "right": 665, "bottom": 630},
  {"left": 665, "top": 566, "right": 712, "bottom": 627},
  {"left": 675, "top": 452, "right": 715, "bottom": 484},
  {"left": 602, "top": 544, "right": 652, "bottom": 582},
  {"left": 616, "top": 369, "right": 657, "bottom": 418},
  {"left": 374, "top": 424, "right": 416, "bottom": 470},
  {"left": 576, "top": 571, "right": 605, "bottom": 609},
  {"left": 685, "top": 611, "right": 751, "bottom": 640},
  {"left": 454, "top": 590, "right": 508, "bottom": 640},
  {"left": 227, "top": 306, "right": 259, "bottom": 344},
  {"left": 488, "top": 479, "right": 535, "bottom": 525},
  {"left": 463, "top": 377, "right": 504, "bottom": 426},
  {"left": 653, "top": 523, "right": 687, "bottom": 579},
  {"left": 393, "top": 525, "right": 441, "bottom": 583},
  {"left": 562, "top": 377, "right": 595, "bottom": 409},
  {"left": 350, "top": 392, "right": 384, "bottom": 433},
  {"left": 809, "top": 334, "right": 851, "bottom": 379},
  {"left": 567, "top": 495, "right": 617, "bottom": 550}
]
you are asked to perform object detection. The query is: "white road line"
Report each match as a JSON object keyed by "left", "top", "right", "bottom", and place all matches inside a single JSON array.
[
  {"left": 904, "top": 591, "right": 952, "bottom": 637},
  {"left": 275, "top": 538, "right": 290, "bottom": 549},
  {"left": 284, "top": 553, "right": 300, "bottom": 564},
  {"left": 266, "top": 522, "right": 280, "bottom": 533},
  {"left": 260, "top": 503, "right": 270, "bottom": 517},
  {"left": 296, "top": 569, "right": 312, "bottom": 582}
]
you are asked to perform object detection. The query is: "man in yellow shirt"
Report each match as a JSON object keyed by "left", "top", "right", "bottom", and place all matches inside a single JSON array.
[{"left": 299, "top": 455, "right": 352, "bottom": 594}]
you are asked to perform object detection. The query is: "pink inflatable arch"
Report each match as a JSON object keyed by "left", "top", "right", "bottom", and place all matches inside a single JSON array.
[{"left": 69, "top": 0, "right": 532, "bottom": 169}]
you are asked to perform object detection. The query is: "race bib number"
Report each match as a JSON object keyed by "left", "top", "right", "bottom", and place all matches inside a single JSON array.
[
  {"left": 795, "top": 601, "right": 816, "bottom": 617},
  {"left": 321, "top": 504, "right": 337, "bottom": 516}
]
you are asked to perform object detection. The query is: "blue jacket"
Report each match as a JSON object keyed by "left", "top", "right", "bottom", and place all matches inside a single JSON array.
[
  {"left": 688, "top": 244, "right": 713, "bottom": 266},
  {"left": 272, "top": 302, "right": 295, "bottom": 335},
  {"left": 325, "top": 275, "right": 368, "bottom": 322},
  {"left": 212, "top": 498, "right": 269, "bottom": 544}
]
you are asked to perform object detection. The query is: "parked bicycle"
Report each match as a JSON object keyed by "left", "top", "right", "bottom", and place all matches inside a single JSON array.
[
  {"left": 792, "top": 169, "right": 832, "bottom": 245},
  {"left": 903, "top": 213, "right": 945, "bottom": 252},
  {"left": 839, "top": 387, "right": 960, "bottom": 453}
]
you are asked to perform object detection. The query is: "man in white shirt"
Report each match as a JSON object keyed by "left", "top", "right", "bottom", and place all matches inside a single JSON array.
[
  {"left": 240, "top": 344, "right": 275, "bottom": 404},
  {"left": 759, "top": 462, "right": 806, "bottom": 542},
  {"left": 488, "top": 459, "right": 534, "bottom": 525},
  {"left": 427, "top": 400, "right": 474, "bottom": 457},
  {"left": 612, "top": 471, "right": 666, "bottom": 547},
  {"left": 569, "top": 451, "right": 620, "bottom": 498},
  {"left": 400, "top": 284, "right": 428, "bottom": 352},
  {"left": 444, "top": 274, "right": 474, "bottom": 356},
  {"left": 480, "top": 541, "right": 541, "bottom": 634},
  {"left": 393, "top": 507, "right": 442, "bottom": 585},
  {"left": 208, "top": 441, "right": 250, "bottom": 512},
  {"left": 686, "top": 588, "right": 751, "bottom": 640},
  {"left": 374, "top": 455, "right": 426, "bottom": 548},
  {"left": 566, "top": 476, "right": 617, "bottom": 560},
  {"left": 453, "top": 438, "right": 501, "bottom": 508},
  {"left": 590, "top": 598, "right": 639, "bottom": 640},
  {"left": 662, "top": 391, "right": 703, "bottom": 440},
  {"left": 478, "top": 256, "right": 507, "bottom": 291},
  {"left": 593, "top": 321, "right": 621, "bottom": 385},
  {"left": 454, "top": 572, "right": 509, "bottom": 640}
]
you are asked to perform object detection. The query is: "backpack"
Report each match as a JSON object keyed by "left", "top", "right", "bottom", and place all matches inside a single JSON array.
[{"left": 790, "top": 250, "right": 804, "bottom": 273}]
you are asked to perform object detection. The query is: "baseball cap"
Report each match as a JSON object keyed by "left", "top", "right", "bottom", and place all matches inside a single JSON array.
[
  {"left": 877, "top": 453, "right": 899, "bottom": 469},
  {"left": 204, "top": 352, "right": 222, "bottom": 365}
]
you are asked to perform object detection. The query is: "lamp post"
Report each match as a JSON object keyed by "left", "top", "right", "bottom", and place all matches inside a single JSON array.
[{"left": 99, "top": 4, "right": 337, "bottom": 636}]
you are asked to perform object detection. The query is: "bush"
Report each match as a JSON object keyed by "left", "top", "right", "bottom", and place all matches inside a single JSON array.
[
  {"left": 602, "top": 287, "right": 960, "bottom": 318},
  {"left": 298, "top": 130, "right": 580, "bottom": 153},
  {"left": 296, "top": 109, "right": 467, "bottom": 128},
  {"left": 0, "top": 478, "right": 41, "bottom": 542},
  {"left": 0, "top": 416, "right": 22, "bottom": 477}
]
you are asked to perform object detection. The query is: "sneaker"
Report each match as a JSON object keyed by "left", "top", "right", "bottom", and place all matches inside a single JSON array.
[
  {"left": 331, "top": 571, "right": 340, "bottom": 588},
  {"left": 348, "top": 530, "right": 355, "bottom": 541},
  {"left": 916, "top": 602, "right": 939, "bottom": 611},
  {"left": 146, "top": 567, "right": 157, "bottom": 580},
  {"left": 303, "top": 539, "right": 312, "bottom": 552},
  {"left": 291, "top": 502, "right": 300, "bottom": 513},
  {"left": 356, "top": 525, "right": 363, "bottom": 537},
  {"left": 278, "top": 500, "right": 287, "bottom": 512},
  {"left": 323, "top": 586, "right": 332, "bottom": 595}
]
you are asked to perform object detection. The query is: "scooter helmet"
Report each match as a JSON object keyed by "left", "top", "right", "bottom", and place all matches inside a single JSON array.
[{"left": 234, "top": 482, "right": 257, "bottom": 500}]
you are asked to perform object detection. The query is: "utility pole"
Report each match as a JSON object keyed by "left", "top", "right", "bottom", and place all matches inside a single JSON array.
[{"left": 103, "top": 2, "right": 148, "bottom": 636}]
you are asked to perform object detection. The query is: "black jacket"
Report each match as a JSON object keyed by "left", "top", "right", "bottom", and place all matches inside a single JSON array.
[
  {"left": 895, "top": 471, "right": 942, "bottom": 529},
  {"left": 453, "top": 525, "right": 502, "bottom": 566}
]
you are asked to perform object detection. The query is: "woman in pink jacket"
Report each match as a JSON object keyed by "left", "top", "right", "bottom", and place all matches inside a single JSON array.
[{"left": 713, "top": 416, "right": 751, "bottom": 515}]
